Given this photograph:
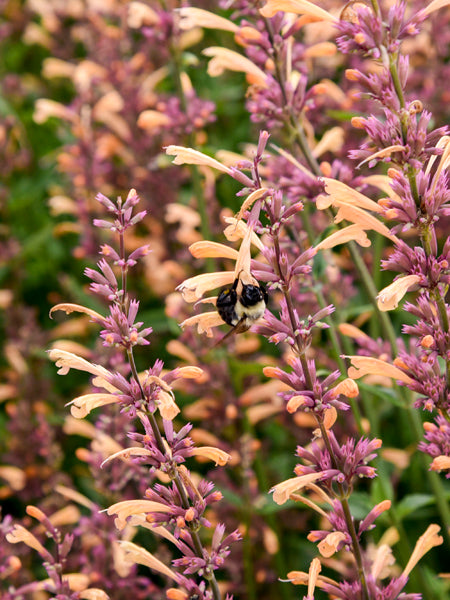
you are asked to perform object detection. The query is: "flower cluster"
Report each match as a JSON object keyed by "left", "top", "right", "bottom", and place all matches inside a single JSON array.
[
  {"left": 46, "top": 190, "right": 238, "bottom": 600},
  {"left": 2, "top": 0, "right": 450, "bottom": 598}
]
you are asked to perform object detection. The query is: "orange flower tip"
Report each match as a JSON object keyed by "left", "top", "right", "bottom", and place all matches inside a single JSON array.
[
  {"left": 420, "top": 335, "right": 434, "bottom": 348},
  {"left": 384, "top": 208, "right": 400, "bottom": 220},
  {"left": 318, "top": 531, "right": 347, "bottom": 557},
  {"left": 212, "top": 491, "right": 223, "bottom": 501},
  {"left": 287, "top": 395, "right": 308, "bottom": 413},
  {"left": 235, "top": 26, "right": 263, "bottom": 45},
  {"left": 177, "top": 366, "right": 204, "bottom": 379},
  {"left": 387, "top": 167, "right": 402, "bottom": 179},
  {"left": 26, "top": 506, "right": 47, "bottom": 522},
  {"left": 374, "top": 499, "right": 392, "bottom": 515},
  {"left": 345, "top": 69, "right": 360, "bottom": 81},
  {"left": 263, "top": 366, "right": 280, "bottom": 379},
  {"left": 351, "top": 116, "right": 366, "bottom": 129},
  {"left": 423, "top": 422, "right": 434, "bottom": 432},
  {"left": 176, "top": 516, "right": 185, "bottom": 528},
  {"left": 393, "top": 357, "right": 408, "bottom": 370},
  {"left": 424, "top": 400, "right": 434, "bottom": 411},
  {"left": 307, "top": 532, "right": 321, "bottom": 542},
  {"left": 166, "top": 589, "right": 189, "bottom": 600},
  {"left": 319, "top": 161, "right": 332, "bottom": 177},
  {"left": 76, "top": 448, "right": 91, "bottom": 462},
  {"left": 8, "top": 556, "right": 22, "bottom": 571},
  {"left": 430, "top": 456, "right": 450, "bottom": 471},
  {"left": 333, "top": 378, "right": 359, "bottom": 398},
  {"left": 294, "top": 465, "right": 308, "bottom": 476},
  {"left": 354, "top": 32, "right": 365, "bottom": 44},
  {"left": 286, "top": 571, "right": 308, "bottom": 585},
  {"left": 311, "top": 83, "right": 328, "bottom": 95},
  {"left": 323, "top": 407, "right": 338, "bottom": 430},
  {"left": 184, "top": 507, "right": 196, "bottom": 522}
]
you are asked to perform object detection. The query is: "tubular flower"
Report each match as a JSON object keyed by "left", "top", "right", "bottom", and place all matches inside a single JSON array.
[
  {"left": 203, "top": 47, "right": 268, "bottom": 87},
  {"left": 260, "top": 0, "right": 338, "bottom": 22},
  {"left": 347, "top": 356, "right": 414, "bottom": 385},
  {"left": 377, "top": 274, "right": 421, "bottom": 311}
]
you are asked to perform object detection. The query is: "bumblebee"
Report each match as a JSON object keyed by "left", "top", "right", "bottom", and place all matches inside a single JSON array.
[{"left": 215, "top": 274, "right": 268, "bottom": 345}]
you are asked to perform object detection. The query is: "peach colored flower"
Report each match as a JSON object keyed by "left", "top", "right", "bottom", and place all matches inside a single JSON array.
[
  {"left": 312, "top": 126, "right": 343, "bottom": 158},
  {"left": 189, "top": 241, "right": 239, "bottom": 260},
  {"left": 430, "top": 455, "right": 450, "bottom": 473},
  {"left": 101, "top": 447, "right": 154, "bottom": 468},
  {"left": 37, "top": 574, "right": 90, "bottom": 593},
  {"left": 48, "top": 349, "right": 110, "bottom": 379},
  {"left": 234, "top": 188, "right": 270, "bottom": 222},
  {"left": 338, "top": 323, "right": 371, "bottom": 340},
  {"left": 271, "top": 472, "right": 325, "bottom": 505},
  {"left": 189, "top": 446, "right": 232, "bottom": 466},
  {"left": 177, "top": 7, "right": 239, "bottom": 33},
  {"left": 223, "top": 217, "right": 265, "bottom": 250},
  {"left": 166, "top": 145, "right": 234, "bottom": 175},
  {"left": 179, "top": 311, "right": 226, "bottom": 338},
  {"left": 422, "top": 0, "right": 450, "bottom": 16},
  {"left": 137, "top": 110, "right": 171, "bottom": 132},
  {"left": 34, "top": 99, "right": 77, "bottom": 124},
  {"left": 127, "top": 2, "right": 160, "bottom": 28},
  {"left": 260, "top": 0, "right": 337, "bottom": 22},
  {"left": 106, "top": 500, "right": 173, "bottom": 531},
  {"left": 42, "top": 57, "right": 76, "bottom": 79},
  {"left": 117, "top": 540, "right": 179, "bottom": 581},
  {"left": 0, "top": 466, "right": 25, "bottom": 491},
  {"left": 157, "top": 390, "right": 180, "bottom": 420},
  {"left": 317, "top": 531, "right": 347, "bottom": 557},
  {"left": 79, "top": 590, "right": 110, "bottom": 600},
  {"left": 202, "top": 47, "right": 268, "bottom": 87},
  {"left": 69, "top": 393, "right": 120, "bottom": 418},
  {"left": 317, "top": 178, "right": 383, "bottom": 213},
  {"left": 315, "top": 224, "right": 370, "bottom": 250},
  {"left": 377, "top": 274, "right": 421, "bottom": 311},
  {"left": 346, "top": 356, "right": 414, "bottom": 385},
  {"left": 403, "top": 525, "right": 443, "bottom": 577},
  {"left": 356, "top": 144, "right": 406, "bottom": 168},
  {"left": 331, "top": 378, "right": 359, "bottom": 398},
  {"left": 6, "top": 525, "right": 48, "bottom": 557},
  {"left": 333, "top": 203, "right": 399, "bottom": 243}
]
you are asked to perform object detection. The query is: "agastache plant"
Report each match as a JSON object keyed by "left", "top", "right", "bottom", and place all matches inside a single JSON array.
[
  {"left": 165, "top": 0, "right": 450, "bottom": 592},
  {"left": 47, "top": 190, "right": 239, "bottom": 600},
  {"left": 165, "top": 128, "right": 444, "bottom": 597}
]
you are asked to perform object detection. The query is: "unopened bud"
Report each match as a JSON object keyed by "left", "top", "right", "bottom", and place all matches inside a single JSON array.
[{"left": 420, "top": 335, "right": 434, "bottom": 348}]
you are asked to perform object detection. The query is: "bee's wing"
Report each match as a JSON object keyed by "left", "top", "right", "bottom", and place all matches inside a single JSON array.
[{"left": 212, "top": 317, "right": 250, "bottom": 348}]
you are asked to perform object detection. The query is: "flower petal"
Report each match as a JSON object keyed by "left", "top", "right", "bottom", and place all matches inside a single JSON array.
[
  {"left": 260, "top": 0, "right": 337, "bottom": 22},
  {"left": 177, "top": 272, "right": 235, "bottom": 302},
  {"left": 190, "top": 446, "right": 231, "bottom": 465},
  {"left": 315, "top": 225, "right": 370, "bottom": 250},
  {"left": 166, "top": 145, "right": 233, "bottom": 174},
  {"left": 271, "top": 472, "right": 324, "bottom": 505},
  {"left": 203, "top": 47, "right": 268, "bottom": 87},
  {"left": 377, "top": 274, "right": 421, "bottom": 311},
  {"left": 180, "top": 312, "right": 225, "bottom": 337},
  {"left": 346, "top": 356, "right": 414, "bottom": 385}
]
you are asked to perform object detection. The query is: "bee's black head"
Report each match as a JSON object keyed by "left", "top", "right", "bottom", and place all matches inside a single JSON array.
[{"left": 240, "top": 283, "right": 267, "bottom": 308}]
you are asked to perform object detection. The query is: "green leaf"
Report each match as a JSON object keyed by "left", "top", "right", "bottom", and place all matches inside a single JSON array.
[{"left": 396, "top": 494, "right": 436, "bottom": 519}]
